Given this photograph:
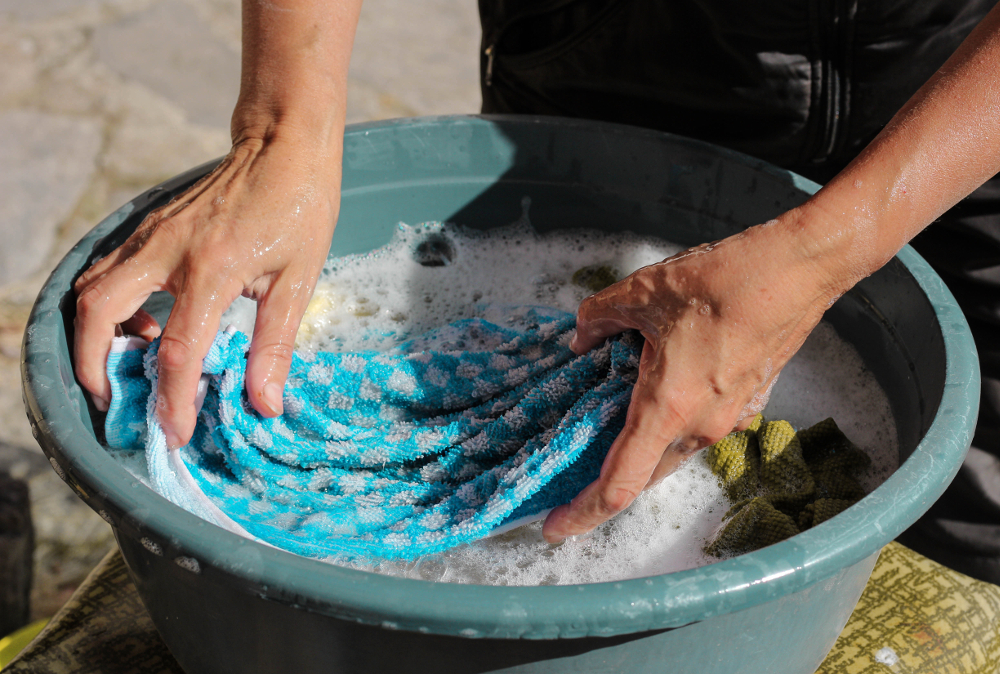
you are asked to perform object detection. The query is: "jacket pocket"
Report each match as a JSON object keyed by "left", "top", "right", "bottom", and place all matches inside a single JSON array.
[{"left": 483, "top": 0, "right": 630, "bottom": 88}]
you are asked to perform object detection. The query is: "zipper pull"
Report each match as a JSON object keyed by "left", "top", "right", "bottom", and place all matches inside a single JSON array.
[{"left": 484, "top": 44, "right": 495, "bottom": 87}]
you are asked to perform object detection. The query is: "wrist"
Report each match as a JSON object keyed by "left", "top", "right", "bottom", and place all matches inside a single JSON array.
[
  {"left": 231, "top": 90, "right": 345, "bottom": 150},
  {"left": 765, "top": 189, "right": 897, "bottom": 305},
  {"left": 233, "top": 0, "right": 359, "bottom": 152},
  {"left": 221, "top": 130, "right": 344, "bottom": 221},
  {"left": 717, "top": 205, "right": 863, "bottom": 319}
]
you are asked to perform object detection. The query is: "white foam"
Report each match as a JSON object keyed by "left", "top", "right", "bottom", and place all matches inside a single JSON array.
[{"left": 221, "top": 221, "right": 685, "bottom": 355}]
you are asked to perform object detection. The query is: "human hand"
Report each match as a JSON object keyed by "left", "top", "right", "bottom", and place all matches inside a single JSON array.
[
  {"left": 73, "top": 134, "right": 339, "bottom": 449},
  {"left": 541, "top": 216, "right": 845, "bottom": 542}
]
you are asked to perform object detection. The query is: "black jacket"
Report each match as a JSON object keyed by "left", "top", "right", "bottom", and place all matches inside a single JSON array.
[{"left": 479, "top": 0, "right": 997, "bottom": 181}]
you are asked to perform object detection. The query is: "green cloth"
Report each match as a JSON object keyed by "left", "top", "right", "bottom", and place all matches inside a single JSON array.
[
  {"left": 705, "top": 415, "right": 870, "bottom": 557},
  {"left": 571, "top": 265, "right": 619, "bottom": 293}
]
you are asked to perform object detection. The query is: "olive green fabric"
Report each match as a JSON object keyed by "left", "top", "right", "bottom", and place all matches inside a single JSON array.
[
  {"left": 705, "top": 416, "right": 870, "bottom": 557},
  {"left": 571, "top": 264, "right": 619, "bottom": 293}
]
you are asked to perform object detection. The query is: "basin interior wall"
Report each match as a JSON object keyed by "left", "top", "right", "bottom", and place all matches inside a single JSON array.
[{"left": 21, "top": 116, "right": 977, "bottom": 674}]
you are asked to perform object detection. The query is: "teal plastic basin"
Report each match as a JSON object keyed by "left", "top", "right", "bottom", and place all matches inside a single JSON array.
[{"left": 22, "top": 116, "right": 978, "bottom": 674}]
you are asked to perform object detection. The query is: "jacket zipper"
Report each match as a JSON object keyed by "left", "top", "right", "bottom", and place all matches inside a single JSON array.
[
  {"left": 813, "top": 0, "right": 856, "bottom": 163},
  {"left": 485, "top": 44, "right": 495, "bottom": 87}
]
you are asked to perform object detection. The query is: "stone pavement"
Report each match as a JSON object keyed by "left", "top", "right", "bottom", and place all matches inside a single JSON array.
[{"left": 0, "top": 0, "right": 481, "bottom": 621}]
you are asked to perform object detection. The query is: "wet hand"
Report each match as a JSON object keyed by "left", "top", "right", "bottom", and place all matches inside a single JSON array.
[
  {"left": 542, "top": 219, "right": 842, "bottom": 543},
  {"left": 73, "top": 135, "right": 339, "bottom": 449}
]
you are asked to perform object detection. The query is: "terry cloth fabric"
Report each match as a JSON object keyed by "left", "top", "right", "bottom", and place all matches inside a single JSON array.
[
  {"left": 104, "top": 307, "right": 641, "bottom": 560},
  {"left": 705, "top": 415, "right": 871, "bottom": 557}
]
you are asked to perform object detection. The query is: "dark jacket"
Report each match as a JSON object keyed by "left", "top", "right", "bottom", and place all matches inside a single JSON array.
[{"left": 479, "top": 0, "right": 997, "bottom": 181}]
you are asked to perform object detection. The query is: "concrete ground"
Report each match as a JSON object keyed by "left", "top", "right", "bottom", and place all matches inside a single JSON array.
[{"left": 0, "top": 0, "right": 481, "bottom": 620}]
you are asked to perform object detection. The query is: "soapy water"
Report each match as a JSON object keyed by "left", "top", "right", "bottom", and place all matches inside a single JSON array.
[
  {"left": 109, "top": 219, "right": 898, "bottom": 585},
  {"left": 221, "top": 219, "right": 687, "bottom": 355}
]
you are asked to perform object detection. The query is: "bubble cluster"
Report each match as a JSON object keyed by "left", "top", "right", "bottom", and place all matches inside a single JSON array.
[{"left": 220, "top": 221, "right": 685, "bottom": 355}]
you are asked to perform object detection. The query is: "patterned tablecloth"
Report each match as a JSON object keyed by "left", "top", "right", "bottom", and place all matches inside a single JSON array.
[{"left": 3, "top": 541, "right": 999, "bottom": 674}]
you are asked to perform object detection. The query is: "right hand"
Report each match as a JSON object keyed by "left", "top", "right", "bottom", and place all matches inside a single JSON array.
[
  {"left": 542, "top": 215, "right": 843, "bottom": 542},
  {"left": 73, "top": 133, "right": 340, "bottom": 449}
]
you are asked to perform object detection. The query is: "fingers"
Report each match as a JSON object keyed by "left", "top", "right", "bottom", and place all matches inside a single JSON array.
[
  {"left": 120, "top": 308, "right": 162, "bottom": 342},
  {"left": 542, "top": 341, "right": 687, "bottom": 543},
  {"left": 74, "top": 208, "right": 172, "bottom": 409},
  {"left": 571, "top": 286, "right": 638, "bottom": 354},
  {"left": 74, "top": 258, "right": 162, "bottom": 409},
  {"left": 155, "top": 275, "right": 240, "bottom": 449},
  {"left": 244, "top": 275, "right": 311, "bottom": 417}
]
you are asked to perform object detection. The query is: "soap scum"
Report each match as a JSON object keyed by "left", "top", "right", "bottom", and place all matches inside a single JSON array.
[{"left": 73, "top": 0, "right": 1000, "bottom": 583}]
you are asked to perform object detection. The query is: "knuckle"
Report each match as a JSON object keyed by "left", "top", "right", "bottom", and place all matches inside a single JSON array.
[
  {"left": 186, "top": 248, "right": 245, "bottom": 287},
  {"left": 576, "top": 294, "right": 598, "bottom": 320},
  {"left": 633, "top": 273, "right": 657, "bottom": 296},
  {"left": 674, "top": 437, "right": 710, "bottom": 456},
  {"left": 638, "top": 393, "right": 691, "bottom": 438},
  {"left": 156, "top": 336, "right": 198, "bottom": 372},
  {"left": 701, "top": 419, "right": 737, "bottom": 445},
  {"left": 150, "top": 213, "right": 190, "bottom": 244},
  {"left": 595, "top": 484, "right": 640, "bottom": 516},
  {"left": 254, "top": 340, "right": 294, "bottom": 365},
  {"left": 75, "top": 285, "right": 106, "bottom": 319},
  {"left": 74, "top": 268, "right": 97, "bottom": 293}
]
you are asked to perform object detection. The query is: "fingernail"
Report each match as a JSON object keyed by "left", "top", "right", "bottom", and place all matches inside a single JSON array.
[
  {"left": 263, "top": 382, "right": 284, "bottom": 416},
  {"left": 91, "top": 394, "right": 109, "bottom": 412},
  {"left": 163, "top": 428, "right": 181, "bottom": 451},
  {"left": 545, "top": 533, "right": 567, "bottom": 545}
]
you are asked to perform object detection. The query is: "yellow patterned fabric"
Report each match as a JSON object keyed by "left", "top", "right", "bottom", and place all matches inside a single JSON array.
[
  {"left": 2, "top": 543, "right": 997, "bottom": 673},
  {"left": 818, "top": 541, "right": 1000, "bottom": 673},
  {"left": 705, "top": 415, "right": 870, "bottom": 557}
]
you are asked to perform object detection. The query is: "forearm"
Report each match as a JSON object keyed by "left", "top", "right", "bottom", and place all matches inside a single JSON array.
[
  {"left": 234, "top": 0, "right": 363, "bottom": 151},
  {"left": 782, "top": 3, "right": 1000, "bottom": 293}
]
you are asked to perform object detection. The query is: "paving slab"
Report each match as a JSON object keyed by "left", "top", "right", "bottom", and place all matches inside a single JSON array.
[
  {"left": 0, "top": 0, "right": 103, "bottom": 22},
  {"left": 350, "top": 0, "right": 482, "bottom": 120},
  {"left": 0, "top": 110, "right": 102, "bottom": 287},
  {"left": 94, "top": 0, "right": 241, "bottom": 128},
  {"left": 100, "top": 80, "right": 231, "bottom": 184}
]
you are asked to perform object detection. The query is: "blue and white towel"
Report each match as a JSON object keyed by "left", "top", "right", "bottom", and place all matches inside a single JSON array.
[{"left": 105, "top": 306, "right": 641, "bottom": 560}]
